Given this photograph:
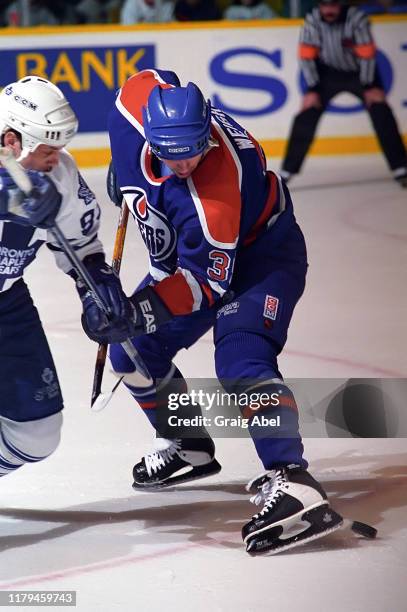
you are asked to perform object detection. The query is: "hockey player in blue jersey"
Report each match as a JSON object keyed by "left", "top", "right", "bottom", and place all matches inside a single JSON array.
[
  {"left": 0, "top": 77, "right": 135, "bottom": 483},
  {"left": 106, "top": 69, "right": 344, "bottom": 554}
]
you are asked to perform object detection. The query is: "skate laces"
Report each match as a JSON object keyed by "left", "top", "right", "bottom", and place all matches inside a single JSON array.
[
  {"left": 144, "top": 439, "right": 182, "bottom": 477},
  {"left": 249, "top": 469, "right": 288, "bottom": 516}
]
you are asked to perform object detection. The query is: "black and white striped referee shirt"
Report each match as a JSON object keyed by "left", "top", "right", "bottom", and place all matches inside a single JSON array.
[{"left": 299, "top": 6, "right": 377, "bottom": 90}]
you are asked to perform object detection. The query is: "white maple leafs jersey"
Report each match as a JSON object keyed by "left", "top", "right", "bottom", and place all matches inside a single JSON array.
[{"left": 0, "top": 149, "right": 104, "bottom": 292}]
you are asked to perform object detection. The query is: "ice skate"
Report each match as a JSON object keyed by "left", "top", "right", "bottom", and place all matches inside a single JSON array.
[
  {"left": 242, "top": 465, "right": 343, "bottom": 555},
  {"left": 394, "top": 169, "right": 407, "bottom": 189},
  {"left": 132, "top": 436, "right": 221, "bottom": 490}
]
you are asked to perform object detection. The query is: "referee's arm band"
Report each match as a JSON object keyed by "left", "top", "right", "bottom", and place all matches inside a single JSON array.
[
  {"left": 354, "top": 43, "right": 376, "bottom": 59},
  {"left": 298, "top": 44, "right": 320, "bottom": 60}
]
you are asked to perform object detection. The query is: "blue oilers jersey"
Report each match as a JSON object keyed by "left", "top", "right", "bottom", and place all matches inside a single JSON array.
[
  {"left": 108, "top": 69, "right": 293, "bottom": 316},
  {"left": 0, "top": 150, "right": 103, "bottom": 293}
]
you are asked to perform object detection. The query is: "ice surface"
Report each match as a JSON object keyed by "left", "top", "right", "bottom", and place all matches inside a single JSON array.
[{"left": 0, "top": 154, "right": 406, "bottom": 612}]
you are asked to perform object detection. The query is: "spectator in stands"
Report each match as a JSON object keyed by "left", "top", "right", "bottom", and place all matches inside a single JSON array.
[
  {"left": 224, "top": 0, "right": 277, "bottom": 20},
  {"left": 174, "top": 0, "right": 221, "bottom": 21},
  {"left": 121, "top": 0, "right": 174, "bottom": 23},
  {"left": 71, "top": 0, "right": 104, "bottom": 23},
  {"left": 62, "top": 1, "right": 122, "bottom": 24},
  {"left": 0, "top": 0, "right": 13, "bottom": 26},
  {"left": 3, "top": 0, "right": 122, "bottom": 25},
  {"left": 5, "top": 0, "right": 58, "bottom": 25}
]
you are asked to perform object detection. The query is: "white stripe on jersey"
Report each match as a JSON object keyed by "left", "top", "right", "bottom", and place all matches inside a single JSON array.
[
  {"left": 179, "top": 267, "right": 202, "bottom": 311},
  {"left": 208, "top": 279, "right": 227, "bottom": 297},
  {"left": 267, "top": 174, "right": 287, "bottom": 230},
  {"left": 149, "top": 263, "right": 170, "bottom": 282}
]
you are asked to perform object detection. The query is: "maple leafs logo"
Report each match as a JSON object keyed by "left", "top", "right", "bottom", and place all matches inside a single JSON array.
[{"left": 77, "top": 172, "right": 95, "bottom": 205}]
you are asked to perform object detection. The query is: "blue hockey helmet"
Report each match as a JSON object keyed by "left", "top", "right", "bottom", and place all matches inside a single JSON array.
[{"left": 142, "top": 82, "right": 211, "bottom": 160}]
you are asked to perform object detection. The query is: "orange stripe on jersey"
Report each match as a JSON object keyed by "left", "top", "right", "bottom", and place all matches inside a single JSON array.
[
  {"left": 138, "top": 400, "right": 157, "bottom": 409},
  {"left": 244, "top": 172, "right": 278, "bottom": 247},
  {"left": 139, "top": 397, "right": 169, "bottom": 409},
  {"left": 153, "top": 272, "right": 195, "bottom": 315},
  {"left": 190, "top": 125, "right": 241, "bottom": 247},
  {"left": 299, "top": 43, "right": 319, "bottom": 60},
  {"left": 199, "top": 281, "right": 215, "bottom": 307},
  {"left": 353, "top": 43, "right": 376, "bottom": 59},
  {"left": 279, "top": 395, "right": 298, "bottom": 412},
  {"left": 241, "top": 393, "right": 298, "bottom": 419},
  {"left": 119, "top": 70, "right": 173, "bottom": 126}
]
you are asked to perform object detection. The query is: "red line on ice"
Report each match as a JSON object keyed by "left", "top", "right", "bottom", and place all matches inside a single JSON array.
[
  {"left": 286, "top": 348, "right": 405, "bottom": 377},
  {"left": 0, "top": 542, "right": 200, "bottom": 589}
]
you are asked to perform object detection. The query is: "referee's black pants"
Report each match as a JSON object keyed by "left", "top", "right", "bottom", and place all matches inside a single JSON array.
[{"left": 282, "top": 66, "right": 407, "bottom": 175}]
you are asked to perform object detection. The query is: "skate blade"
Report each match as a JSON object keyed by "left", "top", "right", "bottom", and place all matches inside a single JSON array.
[
  {"left": 246, "top": 505, "right": 344, "bottom": 556},
  {"left": 132, "top": 459, "right": 222, "bottom": 491}
]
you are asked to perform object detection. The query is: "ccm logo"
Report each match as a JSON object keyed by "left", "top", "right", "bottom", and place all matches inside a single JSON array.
[{"left": 139, "top": 299, "right": 156, "bottom": 334}]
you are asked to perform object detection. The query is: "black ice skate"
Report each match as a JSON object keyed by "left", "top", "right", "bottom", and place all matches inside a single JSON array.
[
  {"left": 393, "top": 168, "right": 407, "bottom": 188},
  {"left": 132, "top": 437, "right": 221, "bottom": 490},
  {"left": 242, "top": 465, "right": 343, "bottom": 555}
]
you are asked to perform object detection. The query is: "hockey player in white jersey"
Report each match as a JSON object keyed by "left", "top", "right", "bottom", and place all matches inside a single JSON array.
[{"left": 0, "top": 76, "right": 135, "bottom": 480}]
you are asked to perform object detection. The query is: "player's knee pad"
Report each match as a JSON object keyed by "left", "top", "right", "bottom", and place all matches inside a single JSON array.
[
  {"left": 0, "top": 412, "right": 62, "bottom": 468},
  {"left": 215, "top": 331, "right": 282, "bottom": 394}
]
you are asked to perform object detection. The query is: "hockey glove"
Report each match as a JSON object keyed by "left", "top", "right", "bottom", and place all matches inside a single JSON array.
[
  {"left": 74, "top": 254, "right": 137, "bottom": 344},
  {"left": 129, "top": 286, "right": 173, "bottom": 335},
  {"left": 0, "top": 168, "right": 62, "bottom": 229}
]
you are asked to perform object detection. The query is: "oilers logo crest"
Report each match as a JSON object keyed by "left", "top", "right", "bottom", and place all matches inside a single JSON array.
[{"left": 125, "top": 188, "right": 176, "bottom": 262}]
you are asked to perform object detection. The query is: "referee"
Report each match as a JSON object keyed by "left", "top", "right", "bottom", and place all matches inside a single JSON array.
[{"left": 280, "top": 0, "right": 407, "bottom": 188}]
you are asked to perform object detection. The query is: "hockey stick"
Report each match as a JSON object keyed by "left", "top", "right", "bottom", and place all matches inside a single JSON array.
[
  {"left": 91, "top": 199, "right": 129, "bottom": 410},
  {"left": 0, "top": 148, "right": 152, "bottom": 388}
]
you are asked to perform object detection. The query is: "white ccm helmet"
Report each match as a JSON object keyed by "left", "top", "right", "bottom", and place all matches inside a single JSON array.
[{"left": 0, "top": 76, "right": 78, "bottom": 154}]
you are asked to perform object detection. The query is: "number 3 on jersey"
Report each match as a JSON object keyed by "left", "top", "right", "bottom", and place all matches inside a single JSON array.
[{"left": 208, "top": 249, "right": 232, "bottom": 282}]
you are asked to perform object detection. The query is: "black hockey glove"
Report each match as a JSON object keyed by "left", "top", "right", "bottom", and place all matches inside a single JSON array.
[
  {"left": 73, "top": 253, "right": 137, "bottom": 344},
  {"left": 0, "top": 168, "right": 61, "bottom": 229},
  {"left": 129, "top": 286, "right": 173, "bottom": 335},
  {"left": 106, "top": 160, "right": 122, "bottom": 207}
]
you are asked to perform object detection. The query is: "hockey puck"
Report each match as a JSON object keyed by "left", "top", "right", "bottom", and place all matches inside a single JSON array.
[{"left": 351, "top": 521, "right": 377, "bottom": 539}]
